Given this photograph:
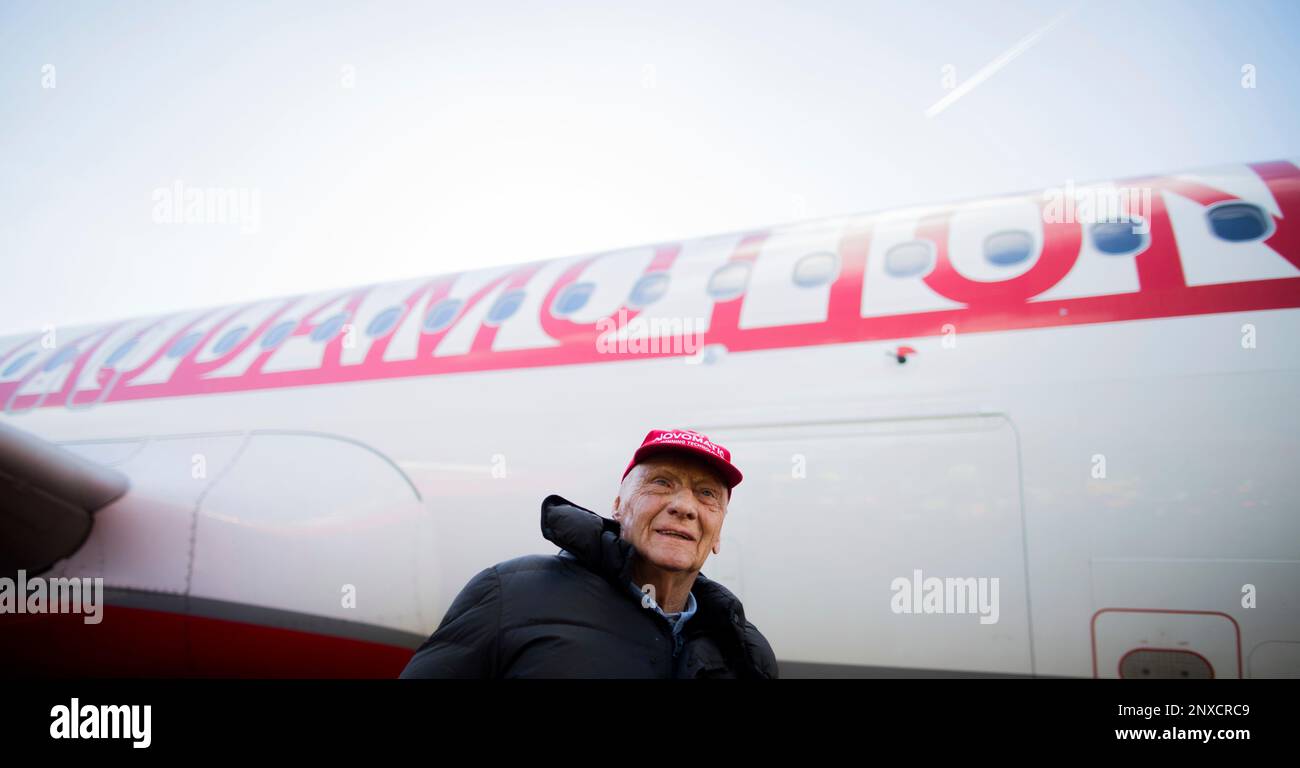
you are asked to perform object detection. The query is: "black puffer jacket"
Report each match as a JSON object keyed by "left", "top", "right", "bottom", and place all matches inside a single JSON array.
[{"left": 399, "top": 494, "right": 779, "bottom": 678}]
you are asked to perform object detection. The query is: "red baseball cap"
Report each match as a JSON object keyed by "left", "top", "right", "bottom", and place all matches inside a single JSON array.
[{"left": 621, "top": 428, "right": 743, "bottom": 491}]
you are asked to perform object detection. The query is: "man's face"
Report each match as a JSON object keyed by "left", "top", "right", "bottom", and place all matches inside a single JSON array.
[{"left": 612, "top": 453, "right": 729, "bottom": 574}]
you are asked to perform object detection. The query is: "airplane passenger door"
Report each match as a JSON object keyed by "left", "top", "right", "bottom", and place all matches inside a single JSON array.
[
  {"left": 704, "top": 416, "right": 1033, "bottom": 676},
  {"left": 190, "top": 431, "right": 427, "bottom": 675}
]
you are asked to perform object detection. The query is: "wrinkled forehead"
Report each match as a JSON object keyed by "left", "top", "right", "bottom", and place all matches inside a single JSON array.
[{"left": 634, "top": 452, "right": 729, "bottom": 495}]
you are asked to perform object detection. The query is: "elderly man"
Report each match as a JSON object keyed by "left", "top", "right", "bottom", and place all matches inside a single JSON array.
[{"left": 399, "top": 428, "right": 778, "bottom": 678}]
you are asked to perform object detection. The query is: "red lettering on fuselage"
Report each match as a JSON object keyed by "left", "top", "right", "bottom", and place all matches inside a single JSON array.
[{"left": 2, "top": 161, "right": 1297, "bottom": 412}]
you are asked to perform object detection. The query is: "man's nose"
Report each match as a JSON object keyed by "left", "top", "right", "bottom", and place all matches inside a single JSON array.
[{"left": 666, "top": 491, "right": 699, "bottom": 518}]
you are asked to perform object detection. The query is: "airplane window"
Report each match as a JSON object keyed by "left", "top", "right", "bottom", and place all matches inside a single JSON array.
[
  {"left": 792, "top": 251, "right": 839, "bottom": 287},
  {"left": 1207, "top": 202, "right": 1272, "bottom": 242},
  {"left": 366, "top": 306, "right": 403, "bottom": 338},
  {"left": 310, "top": 313, "right": 348, "bottom": 343},
  {"left": 984, "top": 230, "right": 1035, "bottom": 266},
  {"left": 1090, "top": 221, "right": 1146, "bottom": 255},
  {"left": 628, "top": 272, "right": 670, "bottom": 307},
  {"left": 106, "top": 339, "right": 136, "bottom": 366},
  {"left": 42, "top": 346, "right": 80, "bottom": 371},
  {"left": 707, "top": 262, "right": 751, "bottom": 300},
  {"left": 884, "top": 241, "right": 935, "bottom": 278},
  {"left": 423, "top": 298, "right": 463, "bottom": 333},
  {"left": 3, "top": 351, "right": 36, "bottom": 377},
  {"left": 551, "top": 282, "right": 594, "bottom": 317},
  {"left": 486, "top": 289, "right": 526, "bottom": 326},
  {"left": 261, "top": 320, "right": 296, "bottom": 349},
  {"left": 213, "top": 326, "right": 247, "bottom": 355},
  {"left": 167, "top": 332, "right": 202, "bottom": 358}
]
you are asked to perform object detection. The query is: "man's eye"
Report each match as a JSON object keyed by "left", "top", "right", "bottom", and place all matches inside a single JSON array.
[
  {"left": 700, "top": 488, "right": 716, "bottom": 498},
  {"left": 654, "top": 478, "right": 670, "bottom": 486}
]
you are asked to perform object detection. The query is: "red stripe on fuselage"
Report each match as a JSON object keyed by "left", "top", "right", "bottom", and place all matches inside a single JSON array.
[{"left": 0, "top": 605, "right": 414, "bottom": 678}]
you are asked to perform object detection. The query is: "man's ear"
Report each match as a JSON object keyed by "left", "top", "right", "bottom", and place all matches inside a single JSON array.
[
  {"left": 712, "top": 540, "right": 721, "bottom": 555},
  {"left": 611, "top": 495, "right": 622, "bottom": 520}
]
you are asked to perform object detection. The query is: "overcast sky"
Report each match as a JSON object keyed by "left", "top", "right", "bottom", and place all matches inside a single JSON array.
[{"left": 2, "top": 0, "right": 1297, "bottom": 336}]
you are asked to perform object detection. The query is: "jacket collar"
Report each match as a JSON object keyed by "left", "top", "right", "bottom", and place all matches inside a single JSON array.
[{"left": 539, "top": 493, "right": 751, "bottom": 635}]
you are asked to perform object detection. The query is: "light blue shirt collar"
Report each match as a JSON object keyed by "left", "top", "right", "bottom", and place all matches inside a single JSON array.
[{"left": 629, "top": 580, "right": 697, "bottom": 637}]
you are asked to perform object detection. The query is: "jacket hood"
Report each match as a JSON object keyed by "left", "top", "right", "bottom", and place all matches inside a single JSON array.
[{"left": 540, "top": 493, "right": 639, "bottom": 585}]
